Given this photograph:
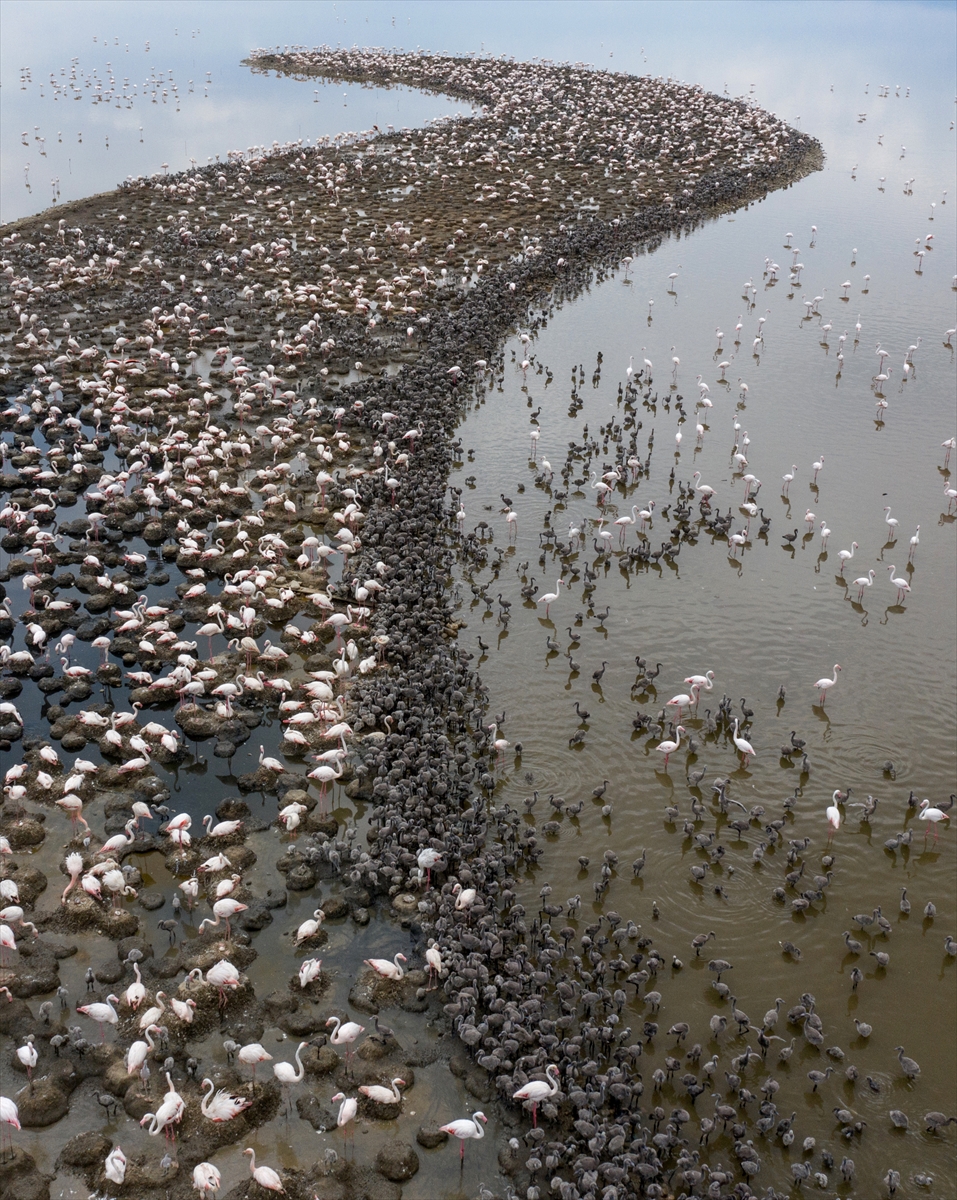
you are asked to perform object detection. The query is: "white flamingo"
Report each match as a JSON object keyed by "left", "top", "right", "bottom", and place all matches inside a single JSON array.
[
  {"left": 512, "top": 1064, "right": 561, "bottom": 1127},
  {"left": 364, "top": 952, "right": 407, "bottom": 980},
  {"left": 731, "top": 718, "right": 756, "bottom": 765},
  {"left": 440, "top": 1110, "right": 487, "bottom": 1162},
  {"left": 813, "top": 664, "right": 841, "bottom": 705}
]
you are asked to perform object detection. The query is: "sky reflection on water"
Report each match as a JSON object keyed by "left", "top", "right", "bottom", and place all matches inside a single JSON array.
[{"left": 2, "top": 1, "right": 954, "bottom": 223}]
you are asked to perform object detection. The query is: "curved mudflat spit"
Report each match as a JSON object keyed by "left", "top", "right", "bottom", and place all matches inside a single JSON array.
[{"left": 0, "top": 48, "right": 819, "bottom": 1200}]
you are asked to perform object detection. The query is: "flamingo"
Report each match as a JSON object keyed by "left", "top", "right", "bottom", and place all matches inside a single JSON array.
[
  {"left": 202, "top": 815, "right": 243, "bottom": 838},
  {"left": 16, "top": 1036, "right": 37, "bottom": 1084},
  {"left": 123, "top": 962, "right": 147, "bottom": 1011},
  {"left": 811, "top": 454, "right": 824, "bottom": 483},
  {"left": 137, "top": 991, "right": 167, "bottom": 1032},
  {"left": 684, "top": 670, "right": 715, "bottom": 693},
  {"left": 852, "top": 569, "right": 876, "bottom": 600},
  {"left": 192, "top": 1162, "right": 222, "bottom": 1197},
  {"left": 782, "top": 465, "right": 798, "bottom": 494},
  {"left": 198, "top": 897, "right": 248, "bottom": 940},
  {"left": 330, "top": 1092, "right": 357, "bottom": 1149},
  {"left": 731, "top": 718, "right": 756, "bottom": 765},
  {"left": 487, "top": 722, "right": 510, "bottom": 761},
  {"left": 298, "top": 958, "right": 322, "bottom": 988},
  {"left": 535, "top": 578, "right": 564, "bottom": 618},
  {"left": 364, "top": 952, "right": 407, "bottom": 980},
  {"left": 359, "top": 1077, "right": 406, "bottom": 1105},
  {"left": 887, "top": 565, "right": 911, "bottom": 603},
  {"left": 238, "top": 1042, "right": 273, "bottom": 1085},
  {"left": 140, "top": 1072, "right": 185, "bottom": 1140},
  {"left": 416, "top": 846, "right": 444, "bottom": 887},
  {"left": 125, "top": 1024, "right": 159, "bottom": 1076},
  {"left": 917, "top": 799, "right": 949, "bottom": 844},
  {"left": 826, "top": 793, "right": 842, "bottom": 844},
  {"left": 813, "top": 664, "right": 841, "bottom": 705},
  {"left": 77, "top": 993, "right": 120, "bottom": 1041},
  {"left": 104, "top": 1145, "right": 127, "bottom": 1184},
  {"left": 666, "top": 683, "right": 699, "bottom": 720},
  {"left": 425, "top": 942, "right": 443, "bottom": 989},
  {"left": 199, "top": 853, "right": 233, "bottom": 875},
  {"left": 452, "top": 883, "right": 477, "bottom": 911},
  {"left": 692, "top": 472, "right": 715, "bottom": 503},
  {"left": 326, "top": 1015, "right": 364, "bottom": 1066},
  {"left": 55, "top": 793, "right": 90, "bottom": 834},
  {"left": 614, "top": 505, "right": 641, "bottom": 542},
  {"left": 294, "top": 909, "right": 325, "bottom": 945},
  {"left": 440, "top": 1111, "right": 487, "bottom": 1163},
  {"left": 95, "top": 819, "right": 136, "bottom": 857},
  {"left": 206, "top": 958, "right": 242, "bottom": 1007},
  {"left": 837, "top": 542, "right": 858, "bottom": 574},
  {"left": 655, "top": 725, "right": 686, "bottom": 769},
  {"left": 60, "top": 852, "right": 85, "bottom": 902},
  {"left": 512, "top": 1064, "right": 561, "bottom": 1127},
  {"left": 243, "top": 1148, "right": 284, "bottom": 1194},
  {"left": 306, "top": 759, "right": 344, "bottom": 810},
  {"left": 258, "top": 745, "right": 285, "bottom": 774},
  {"left": 273, "top": 1041, "right": 309, "bottom": 1110},
  {"left": 179, "top": 875, "right": 200, "bottom": 911},
  {"left": 908, "top": 526, "right": 920, "bottom": 560},
  {"left": 169, "top": 996, "right": 197, "bottom": 1024},
  {"left": 883, "top": 506, "right": 899, "bottom": 539},
  {"left": 0, "top": 1095, "right": 20, "bottom": 1160}
]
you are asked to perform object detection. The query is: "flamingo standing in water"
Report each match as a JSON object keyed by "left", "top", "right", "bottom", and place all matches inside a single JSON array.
[
  {"left": 512, "top": 1064, "right": 561, "bottom": 1127},
  {"left": 140, "top": 1072, "right": 185, "bottom": 1141},
  {"left": 272, "top": 1042, "right": 309, "bottom": 1113},
  {"left": 887, "top": 565, "right": 911, "bottom": 603},
  {"left": 198, "top": 898, "right": 248, "bottom": 940},
  {"left": 666, "top": 683, "right": 699, "bottom": 720},
  {"left": 440, "top": 1110, "right": 488, "bottom": 1163},
  {"left": 852, "top": 569, "right": 876, "bottom": 600},
  {"left": 331, "top": 1092, "right": 357, "bottom": 1150},
  {"left": 917, "top": 799, "right": 949, "bottom": 844},
  {"left": 826, "top": 792, "right": 842, "bottom": 844},
  {"left": 655, "top": 725, "right": 686, "bottom": 769},
  {"left": 0, "top": 1095, "right": 20, "bottom": 1160},
  {"left": 837, "top": 542, "right": 858, "bottom": 574},
  {"left": 326, "top": 1016, "right": 365, "bottom": 1067},
  {"left": 814, "top": 664, "right": 841, "bottom": 705},
  {"left": 731, "top": 719, "right": 756, "bottom": 766},
  {"left": 237, "top": 1042, "right": 272, "bottom": 1086},
  {"left": 536, "top": 578, "right": 564, "bottom": 618},
  {"left": 77, "top": 993, "right": 120, "bottom": 1041}
]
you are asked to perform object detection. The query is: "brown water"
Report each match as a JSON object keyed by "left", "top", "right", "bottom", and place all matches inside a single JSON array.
[{"left": 447, "top": 89, "right": 957, "bottom": 1195}]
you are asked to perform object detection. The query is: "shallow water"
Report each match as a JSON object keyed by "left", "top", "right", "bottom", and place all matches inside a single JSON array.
[{"left": 447, "top": 51, "right": 957, "bottom": 1199}]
